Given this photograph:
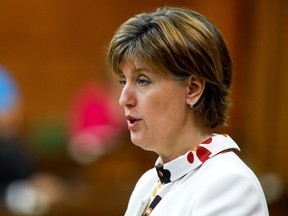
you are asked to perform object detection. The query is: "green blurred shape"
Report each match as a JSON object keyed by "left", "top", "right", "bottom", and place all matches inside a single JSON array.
[{"left": 27, "top": 118, "right": 66, "bottom": 156}]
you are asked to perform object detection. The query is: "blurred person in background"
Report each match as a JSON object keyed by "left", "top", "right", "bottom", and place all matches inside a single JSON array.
[
  {"left": 0, "top": 66, "right": 33, "bottom": 199},
  {"left": 0, "top": 66, "right": 64, "bottom": 215},
  {"left": 107, "top": 7, "right": 269, "bottom": 216}
]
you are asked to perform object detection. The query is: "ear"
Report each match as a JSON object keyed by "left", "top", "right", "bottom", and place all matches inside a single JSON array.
[{"left": 186, "top": 76, "right": 205, "bottom": 107}]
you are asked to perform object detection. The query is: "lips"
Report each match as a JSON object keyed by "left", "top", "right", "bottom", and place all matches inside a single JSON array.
[{"left": 126, "top": 115, "right": 141, "bottom": 129}]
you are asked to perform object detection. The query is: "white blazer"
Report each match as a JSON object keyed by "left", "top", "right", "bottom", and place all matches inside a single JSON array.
[{"left": 124, "top": 135, "right": 269, "bottom": 216}]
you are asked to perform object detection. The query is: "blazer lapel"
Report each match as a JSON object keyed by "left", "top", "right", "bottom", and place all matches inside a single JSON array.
[{"left": 135, "top": 194, "right": 150, "bottom": 216}]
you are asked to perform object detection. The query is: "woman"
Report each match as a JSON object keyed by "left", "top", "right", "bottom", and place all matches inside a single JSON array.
[{"left": 107, "top": 7, "right": 269, "bottom": 216}]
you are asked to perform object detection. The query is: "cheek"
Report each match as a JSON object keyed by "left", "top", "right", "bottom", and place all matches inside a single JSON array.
[
  {"left": 143, "top": 94, "right": 165, "bottom": 116},
  {"left": 140, "top": 82, "right": 187, "bottom": 122},
  {"left": 145, "top": 91, "right": 185, "bottom": 121}
]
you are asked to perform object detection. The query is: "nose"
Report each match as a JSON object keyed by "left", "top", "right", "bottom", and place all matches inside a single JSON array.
[{"left": 119, "top": 83, "right": 136, "bottom": 108}]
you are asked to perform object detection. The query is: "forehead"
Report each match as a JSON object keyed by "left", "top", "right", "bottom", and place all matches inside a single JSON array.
[
  {"left": 119, "top": 59, "right": 151, "bottom": 73},
  {"left": 118, "top": 57, "right": 169, "bottom": 77}
]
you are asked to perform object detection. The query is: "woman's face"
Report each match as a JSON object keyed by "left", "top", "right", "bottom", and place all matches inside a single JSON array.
[{"left": 118, "top": 60, "right": 193, "bottom": 156}]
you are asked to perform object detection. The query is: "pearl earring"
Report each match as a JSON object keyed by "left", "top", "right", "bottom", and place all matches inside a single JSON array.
[{"left": 190, "top": 102, "right": 194, "bottom": 109}]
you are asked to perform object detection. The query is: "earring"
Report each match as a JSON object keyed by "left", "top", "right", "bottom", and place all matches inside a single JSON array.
[{"left": 190, "top": 102, "right": 194, "bottom": 109}]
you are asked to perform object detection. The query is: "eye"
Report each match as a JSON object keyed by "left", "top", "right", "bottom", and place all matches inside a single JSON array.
[
  {"left": 119, "top": 77, "right": 126, "bottom": 86},
  {"left": 137, "top": 76, "right": 151, "bottom": 86}
]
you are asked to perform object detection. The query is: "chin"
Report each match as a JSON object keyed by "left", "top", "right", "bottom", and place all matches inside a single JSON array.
[
  {"left": 130, "top": 132, "right": 156, "bottom": 151},
  {"left": 131, "top": 136, "right": 148, "bottom": 150}
]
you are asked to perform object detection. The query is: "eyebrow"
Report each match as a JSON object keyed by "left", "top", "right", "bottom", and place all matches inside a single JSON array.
[
  {"left": 119, "top": 66, "right": 154, "bottom": 76},
  {"left": 133, "top": 67, "right": 152, "bottom": 73}
]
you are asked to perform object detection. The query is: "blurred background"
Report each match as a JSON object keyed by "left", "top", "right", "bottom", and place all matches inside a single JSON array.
[{"left": 0, "top": 0, "right": 287, "bottom": 215}]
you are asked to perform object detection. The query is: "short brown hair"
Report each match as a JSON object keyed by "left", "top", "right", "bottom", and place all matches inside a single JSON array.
[{"left": 107, "top": 7, "right": 233, "bottom": 128}]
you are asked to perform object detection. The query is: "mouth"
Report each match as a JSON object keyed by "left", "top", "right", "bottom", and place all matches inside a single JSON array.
[{"left": 126, "top": 115, "right": 141, "bottom": 128}]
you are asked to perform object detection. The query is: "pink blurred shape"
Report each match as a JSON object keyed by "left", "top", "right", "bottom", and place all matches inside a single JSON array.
[{"left": 68, "top": 81, "right": 124, "bottom": 163}]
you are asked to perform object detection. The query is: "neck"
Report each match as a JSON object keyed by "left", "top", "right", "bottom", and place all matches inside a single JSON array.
[{"left": 159, "top": 124, "right": 213, "bottom": 164}]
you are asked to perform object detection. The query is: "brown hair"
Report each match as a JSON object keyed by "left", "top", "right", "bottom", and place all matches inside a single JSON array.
[{"left": 107, "top": 7, "right": 233, "bottom": 128}]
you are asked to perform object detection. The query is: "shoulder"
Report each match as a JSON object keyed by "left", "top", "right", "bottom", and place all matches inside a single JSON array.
[
  {"left": 189, "top": 152, "right": 269, "bottom": 215},
  {"left": 198, "top": 151, "right": 265, "bottom": 198},
  {"left": 201, "top": 151, "right": 261, "bottom": 185}
]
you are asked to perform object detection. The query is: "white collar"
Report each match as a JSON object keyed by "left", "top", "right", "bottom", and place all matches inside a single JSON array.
[{"left": 154, "top": 134, "right": 240, "bottom": 184}]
